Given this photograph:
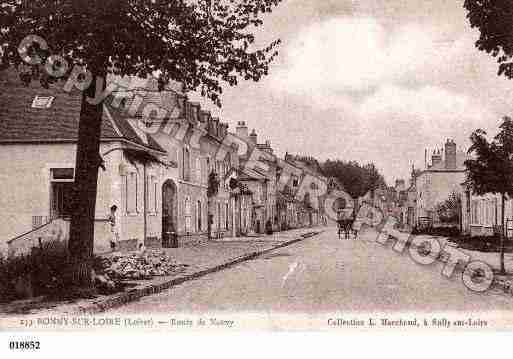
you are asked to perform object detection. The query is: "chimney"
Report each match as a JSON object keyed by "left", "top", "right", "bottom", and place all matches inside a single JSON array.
[
  {"left": 236, "top": 121, "right": 248, "bottom": 139},
  {"left": 249, "top": 129, "right": 257, "bottom": 144},
  {"left": 395, "top": 179, "right": 405, "bottom": 190},
  {"left": 432, "top": 148, "right": 442, "bottom": 168},
  {"left": 445, "top": 139, "right": 457, "bottom": 170},
  {"left": 261, "top": 140, "right": 273, "bottom": 155}
]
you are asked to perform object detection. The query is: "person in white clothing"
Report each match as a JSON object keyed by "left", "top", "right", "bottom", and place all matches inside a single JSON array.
[{"left": 108, "top": 205, "right": 119, "bottom": 251}]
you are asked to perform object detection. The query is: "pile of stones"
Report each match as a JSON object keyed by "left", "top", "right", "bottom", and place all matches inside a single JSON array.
[
  {"left": 93, "top": 250, "right": 188, "bottom": 293},
  {"left": 101, "top": 250, "right": 188, "bottom": 281}
]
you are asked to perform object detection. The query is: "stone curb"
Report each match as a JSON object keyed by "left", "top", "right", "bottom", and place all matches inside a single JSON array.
[{"left": 73, "top": 230, "right": 324, "bottom": 315}]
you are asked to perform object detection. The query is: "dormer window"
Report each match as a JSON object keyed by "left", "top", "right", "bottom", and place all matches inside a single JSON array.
[
  {"left": 32, "top": 95, "right": 55, "bottom": 109},
  {"left": 142, "top": 117, "right": 154, "bottom": 128}
]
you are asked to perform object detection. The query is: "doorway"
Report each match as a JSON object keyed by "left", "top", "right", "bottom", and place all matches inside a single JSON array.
[{"left": 162, "top": 179, "right": 177, "bottom": 247}]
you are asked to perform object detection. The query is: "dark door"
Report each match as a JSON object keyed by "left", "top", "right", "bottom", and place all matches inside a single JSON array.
[
  {"left": 162, "top": 180, "right": 177, "bottom": 247},
  {"left": 51, "top": 182, "right": 74, "bottom": 219}
]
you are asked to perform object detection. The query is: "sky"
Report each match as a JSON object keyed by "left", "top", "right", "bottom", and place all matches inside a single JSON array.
[{"left": 188, "top": 0, "right": 513, "bottom": 184}]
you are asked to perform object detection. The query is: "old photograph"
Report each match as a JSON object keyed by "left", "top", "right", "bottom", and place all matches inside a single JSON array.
[{"left": 2, "top": 0, "right": 513, "bottom": 336}]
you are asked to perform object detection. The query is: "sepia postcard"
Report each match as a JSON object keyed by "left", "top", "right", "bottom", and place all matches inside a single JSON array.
[{"left": 3, "top": 0, "right": 513, "bottom": 348}]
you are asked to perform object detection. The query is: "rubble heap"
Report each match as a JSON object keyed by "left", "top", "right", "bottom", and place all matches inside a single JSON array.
[{"left": 96, "top": 250, "right": 189, "bottom": 285}]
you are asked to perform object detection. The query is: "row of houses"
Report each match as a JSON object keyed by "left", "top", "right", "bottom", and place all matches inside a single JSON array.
[
  {"left": 391, "top": 138, "right": 513, "bottom": 237},
  {"left": 0, "top": 68, "right": 338, "bottom": 256}
]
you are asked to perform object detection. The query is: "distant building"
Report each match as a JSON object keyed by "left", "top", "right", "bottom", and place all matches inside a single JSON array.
[
  {"left": 283, "top": 154, "right": 328, "bottom": 227},
  {"left": 415, "top": 139, "right": 467, "bottom": 227},
  {"left": 461, "top": 189, "right": 513, "bottom": 237},
  {"left": 395, "top": 179, "right": 406, "bottom": 193}
]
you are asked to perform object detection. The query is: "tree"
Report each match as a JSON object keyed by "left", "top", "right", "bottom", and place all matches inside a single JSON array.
[
  {"left": 363, "top": 163, "right": 383, "bottom": 205},
  {"left": 464, "top": 0, "right": 513, "bottom": 78},
  {"left": 321, "top": 160, "right": 387, "bottom": 199},
  {"left": 1, "top": 0, "right": 282, "bottom": 287},
  {"left": 465, "top": 117, "right": 513, "bottom": 274},
  {"left": 435, "top": 192, "right": 461, "bottom": 225}
]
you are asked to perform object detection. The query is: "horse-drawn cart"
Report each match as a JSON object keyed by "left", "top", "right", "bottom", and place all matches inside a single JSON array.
[{"left": 337, "top": 211, "right": 356, "bottom": 239}]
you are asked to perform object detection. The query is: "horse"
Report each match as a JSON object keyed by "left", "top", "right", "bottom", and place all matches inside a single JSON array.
[{"left": 337, "top": 218, "right": 356, "bottom": 239}]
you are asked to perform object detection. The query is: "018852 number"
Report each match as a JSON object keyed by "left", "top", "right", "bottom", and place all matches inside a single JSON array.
[{"left": 9, "top": 341, "right": 40, "bottom": 350}]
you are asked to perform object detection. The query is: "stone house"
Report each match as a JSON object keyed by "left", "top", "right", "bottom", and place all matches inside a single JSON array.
[
  {"left": 460, "top": 189, "right": 513, "bottom": 237},
  {"left": 234, "top": 123, "right": 277, "bottom": 233},
  {"left": 0, "top": 69, "right": 169, "bottom": 255},
  {"left": 283, "top": 154, "right": 328, "bottom": 227},
  {"left": 0, "top": 68, "right": 248, "bottom": 256},
  {"left": 201, "top": 112, "right": 235, "bottom": 239},
  {"left": 1, "top": 67, "right": 329, "bottom": 257},
  {"left": 119, "top": 82, "right": 241, "bottom": 244},
  {"left": 137, "top": 89, "right": 210, "bottom": 246},
  {"left": 238, "top": 167, "right": 269, "bottom": 234},
  {"left": 415, "top": 139, "right": 467, "bottom": 227}
]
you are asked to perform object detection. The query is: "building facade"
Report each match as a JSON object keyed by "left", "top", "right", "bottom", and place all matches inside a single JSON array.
[
  {"left": 415, "top": 139, "right": 467, "bottom": 227},
  {"left": 1, "top": 68, "right": 329, "bottom": 256},
  {"left": 461, "top": 190, "right": 513, "bottom": 237},
  {"left": 0, "top": 70, "right": 170, "bottom": 254}
]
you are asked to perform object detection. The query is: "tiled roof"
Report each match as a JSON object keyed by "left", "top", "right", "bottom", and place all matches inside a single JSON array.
[
  {"left": 104, "top": 102, "right": 164, "bottom": 152},
  {"left": 238, "top": 167, "right": 268, "bottom": 181},
  {"left": 0, "top": 68, "right": 165, "bottom": 153}
]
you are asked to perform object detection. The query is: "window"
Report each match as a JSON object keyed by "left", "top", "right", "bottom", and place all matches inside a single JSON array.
[
  {"left": 183, "top": 147, "right": 190, "bottom": 181},
  {"left": 242, "top": 200, "right": 247, "bottom": 229},
  {"left": 226, "top": 152, "right": 232, "bottom": 171},
  {"left": 147, "top": 175, "right": 157, "bottom": 214},
  {"left": 169, "top": 146, "right": 178, "bottom": 164},
  {"left": 49, "top": 168, "right": 75, "bottom": 219},
  {"left": 217, "top": 202, "right": 221, "bottom": 230},
  {"left": 486, "top": 200, "right": 493, "bottom": 225},
  {"left": 154, "top": 180, "right": 158, "bottom": 213},
  {"left": 474, "top": 200, "right": 478, "bottom": 224},
  {"left": 119, "top": 97, "right": 128, "bottom": 109},
  {"left": 197, "top": 200, "right": 202, "bottom": 231},
  {"left": 51, "top": 183, "right": 74, "bottom": 218},
  {"left": 126, "top": 172, "right": 138, "bottom": 214},
  {"left": 205, "top": 202, "right": 209, "bottom": 228},
  {"left": 493, "top": 198, "right": 500, "bottom": 224},
  {"left": 32, "top": 95, "right": 55, "bottom": 109},
  {"left": 480, "top": 200, "right": 484, "bottom": 224},
  {"left": 262, "top": 182, "right": 268, "bottom": 202},
  {"left": 225, "top": 202, "right": 229, "bottom": 229},
  {"left": 483, "top": 200, "right": 488, "bottom": 225},
  {"left": 196, "top": 157, "right": 202, "bottom": 183},
  {"left": 185, "top": 197, "right": 192, "bottom": 233},
  {"left": 51, "top": 168, "right": 74, "bottom": 180}
]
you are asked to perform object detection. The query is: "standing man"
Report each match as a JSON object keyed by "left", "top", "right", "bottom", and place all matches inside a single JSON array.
[{"left": 108, "top": 205, "right": 119, "bottom": 251}]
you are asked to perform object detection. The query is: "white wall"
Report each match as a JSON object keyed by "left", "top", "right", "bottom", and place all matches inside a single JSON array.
[
  {"left": 416, "top": 170, "right": 465, "bottom": 221},
  {"left": 0, "top": 142, "right": 129, "bottom": 253}
]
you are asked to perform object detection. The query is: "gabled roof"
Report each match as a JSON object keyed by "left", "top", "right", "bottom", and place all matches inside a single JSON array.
[
  {"left": 238, "top": 167, "right": 268, "bottom": 181},
  {"left": 327, "top": 177, "right": 347, "bottom": 193},
  {"left": 0, "top": 68, "right": 165, "bottom": 153},
  {"left": 284, "top": 153, "right": 325, "bottom": 178}
]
